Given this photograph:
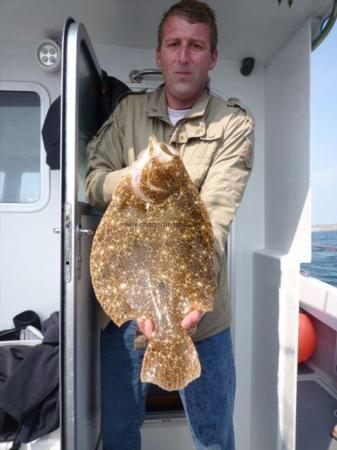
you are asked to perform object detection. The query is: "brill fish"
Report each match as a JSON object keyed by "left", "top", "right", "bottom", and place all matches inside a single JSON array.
[{"left": 90, "top": 135, "right": 217, "bottom": 391}]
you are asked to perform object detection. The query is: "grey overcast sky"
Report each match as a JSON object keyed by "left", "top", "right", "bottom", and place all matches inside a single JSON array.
[{"left": 311, "top": 22, "right": 337, "bottom": 225}]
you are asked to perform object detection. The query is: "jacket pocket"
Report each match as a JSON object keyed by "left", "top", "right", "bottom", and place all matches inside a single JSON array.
[{"left": 194, "top": 124, "right": 223, "bottom": 161}]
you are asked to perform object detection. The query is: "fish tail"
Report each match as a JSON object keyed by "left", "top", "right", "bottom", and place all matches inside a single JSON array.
[{"left": 140, "top": 333, "right": 201, "bottom": 391}]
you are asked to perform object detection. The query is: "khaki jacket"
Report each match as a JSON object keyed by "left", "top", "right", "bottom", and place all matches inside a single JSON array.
[{"left": 86, "top": 87, "right": 254, "bottom": 348}]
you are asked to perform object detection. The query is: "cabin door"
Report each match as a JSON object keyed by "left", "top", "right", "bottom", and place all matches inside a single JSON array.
[{"left": 60, "top": 18, "right": 104, "bottom": 450}]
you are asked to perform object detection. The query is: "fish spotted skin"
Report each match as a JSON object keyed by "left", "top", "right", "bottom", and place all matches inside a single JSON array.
[{"left": 90, "top": 135, "right": 217, "bottom": 390}]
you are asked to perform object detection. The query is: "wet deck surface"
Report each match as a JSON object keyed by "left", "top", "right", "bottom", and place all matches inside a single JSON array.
[{"left": 296, "top": 377, "right": 337, "bottom": 450}]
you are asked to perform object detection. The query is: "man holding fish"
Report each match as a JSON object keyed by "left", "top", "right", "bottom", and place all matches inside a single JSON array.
[{"left": 86, "top": 1, "right": 254, "bottom": 449}]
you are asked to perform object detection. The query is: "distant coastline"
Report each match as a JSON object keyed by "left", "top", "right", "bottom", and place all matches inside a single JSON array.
[{"left": 312, "top": 224, "right": 337, "bottom": 232}]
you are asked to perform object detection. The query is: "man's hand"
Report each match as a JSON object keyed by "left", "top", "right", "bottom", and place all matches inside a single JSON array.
[
  {"left": 131, "top": 150, "right": 150, "bottom": 198},
  {"left": 137, "top": 311, "right": 204, "bottom": 340},
  {"left": 181, "top": 310, "right": 204, "bottom": 330},
  {"left": 137, "top": 318, "right": 154, "bottom": 340}
]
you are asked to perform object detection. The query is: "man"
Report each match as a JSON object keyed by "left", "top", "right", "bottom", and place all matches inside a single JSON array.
[{"left": 86, "top": 1, "right": 254, "bottom": 449}]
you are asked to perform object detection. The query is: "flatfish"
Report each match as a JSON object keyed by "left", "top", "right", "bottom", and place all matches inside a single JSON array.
[{"left": 90, "top": 135, "right": 217, "bottom": 390}]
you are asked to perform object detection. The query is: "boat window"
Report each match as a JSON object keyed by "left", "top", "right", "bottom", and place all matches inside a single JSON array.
[
  {"left": 0, "top": 83, "right": 49, "bottom": 211},
  {"left": 77, "top": 41, "right": 102, "bottom": 203},
  {"left": 19, "top": 172, "right": 40, "bottom": 203}
]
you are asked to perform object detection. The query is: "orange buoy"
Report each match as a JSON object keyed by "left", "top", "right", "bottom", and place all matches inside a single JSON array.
[{"left": 298, "top": 312, "right": 316, "bottom": 363}]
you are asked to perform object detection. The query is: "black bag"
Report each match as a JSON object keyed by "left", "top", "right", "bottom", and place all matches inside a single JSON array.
[
  {"left": 0, "top": 310, "right": 41, "bottom": 444},
  {"left": 0, "top": 312, "right": 59, "bottom": 449},
  {"left": 0, "top": 345, "right": 34, "bottom": 442}
]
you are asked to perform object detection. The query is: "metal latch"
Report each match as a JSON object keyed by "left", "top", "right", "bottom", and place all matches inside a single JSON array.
[
  {"left": 64, "top": 203, "right": 72, "bottom": 283},
  {"left": 78, "top": 227, "right": 94, "bottom": 236},
  {"left": 76, "top": 225, "right": 94, "bottom": 279}
]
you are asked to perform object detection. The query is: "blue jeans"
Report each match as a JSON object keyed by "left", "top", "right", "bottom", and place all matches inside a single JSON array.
[{"left": 100, "top": 321, "right": 236, "bottom": 450}]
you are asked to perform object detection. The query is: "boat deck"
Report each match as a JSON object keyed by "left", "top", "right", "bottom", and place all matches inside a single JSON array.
[{"left": 297, "top": 364, "right": 337, "bottom": 450}]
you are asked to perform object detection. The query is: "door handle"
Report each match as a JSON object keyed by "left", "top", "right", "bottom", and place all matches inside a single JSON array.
[
  {"left": 78, "top": 227, "right": 94, "bottom": 236},
  {"left": 53, "top": 227, "right": 94, "bottom": 236}
]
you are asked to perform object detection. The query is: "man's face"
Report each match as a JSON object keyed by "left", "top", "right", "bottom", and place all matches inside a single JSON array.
[{"left": 156, "top": 15, "right": 218, "bottom": 109}]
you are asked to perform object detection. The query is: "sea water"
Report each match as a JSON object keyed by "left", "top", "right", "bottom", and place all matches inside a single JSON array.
[{"left": 300, "top": 230, "right": 337, "bottom": 288}]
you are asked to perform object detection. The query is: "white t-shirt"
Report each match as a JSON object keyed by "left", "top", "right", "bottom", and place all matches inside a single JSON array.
[{"left": 168, "top": 106, "right": 191, "bottom": 127}]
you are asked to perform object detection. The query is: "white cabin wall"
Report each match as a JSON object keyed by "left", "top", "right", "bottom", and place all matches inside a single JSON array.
[
  {"left": 213, "top": 55, "right": 265, "bottom": 450},
  {"left": 0, "top": 39, "right": 61, "bottom": 329},
  {"left": 264, "top": 29, "right": 311, "bottom": 261},
  {"left": 0, "top": 40, "right": 61, "bottom": 101},
  {"left": 251, "top": 20, "right": 311, "bottom": 450}
]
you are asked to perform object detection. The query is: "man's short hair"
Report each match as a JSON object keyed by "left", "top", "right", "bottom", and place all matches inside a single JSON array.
[{"left": 157, "top": 0, "right": 218, "bottom": 53}]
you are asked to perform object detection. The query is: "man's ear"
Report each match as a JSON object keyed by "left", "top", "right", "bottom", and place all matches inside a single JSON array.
[
  {"left": 209, "top": 49, "right": 218, "bottom": 71},
  {"left": 156, "top": 48, "right": 162, "bottom": 68}
]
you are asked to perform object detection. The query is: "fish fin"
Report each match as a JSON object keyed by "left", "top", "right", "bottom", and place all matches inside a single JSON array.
[{"left": 140, "top": 333, "right": 201, "bottom": 391}]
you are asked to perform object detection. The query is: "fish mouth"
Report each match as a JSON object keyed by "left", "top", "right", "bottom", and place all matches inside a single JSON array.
[
  {"left": 149, "top": 135, "right": 179, "bottom": 160},
  {"left": 160, "top": 142, "right": 179, "bottom": 158},
  {"left": 131, "top": 135, "right": 181, "bottom": 203}
]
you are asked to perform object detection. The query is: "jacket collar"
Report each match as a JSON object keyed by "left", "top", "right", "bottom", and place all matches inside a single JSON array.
[{"left": 147, "top": 87, "right": 211, "bottom": 125}]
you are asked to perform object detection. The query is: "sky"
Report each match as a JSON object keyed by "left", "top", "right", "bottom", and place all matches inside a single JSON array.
[{"left": 311, "top": 21, "right": 337, "bottom": 225}]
